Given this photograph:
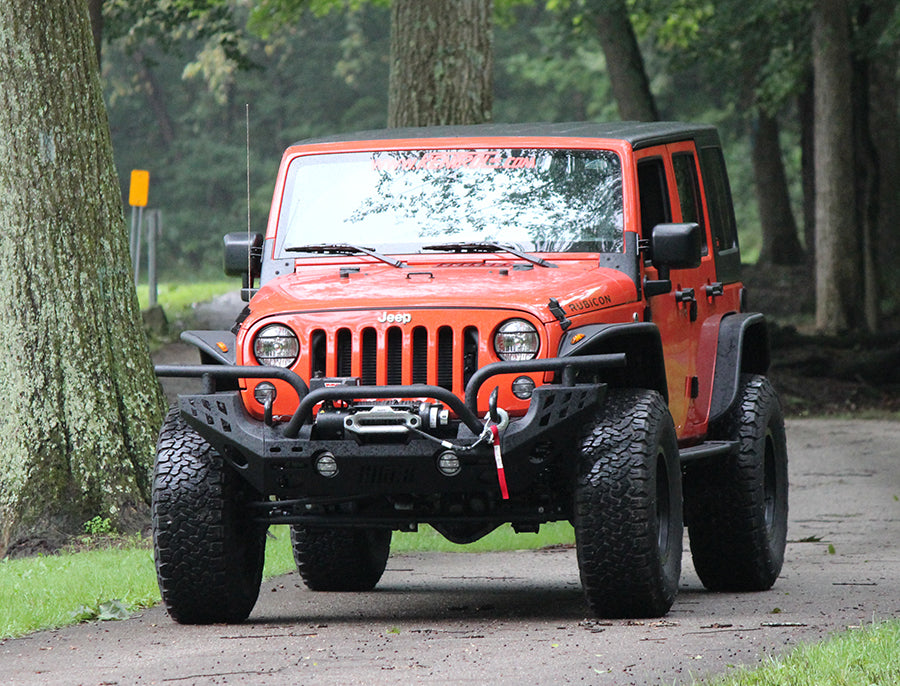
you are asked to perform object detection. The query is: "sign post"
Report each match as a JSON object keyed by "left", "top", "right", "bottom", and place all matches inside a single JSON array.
[{"left": 128, "top": 170, "right": 150, "bottom": 287}]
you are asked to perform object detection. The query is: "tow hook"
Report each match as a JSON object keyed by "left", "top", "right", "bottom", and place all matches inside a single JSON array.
[{"left": 485, "top": 387, "right": 510, "bottom": 500}]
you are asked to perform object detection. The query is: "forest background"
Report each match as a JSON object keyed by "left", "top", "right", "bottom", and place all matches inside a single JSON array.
[{"left": 99, "top": 0, "right": 899, "bottom": 333}]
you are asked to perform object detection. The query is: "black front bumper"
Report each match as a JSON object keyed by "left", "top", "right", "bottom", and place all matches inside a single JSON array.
[{"left": 156, "top": 354, "right": 624, "bottom": 517}]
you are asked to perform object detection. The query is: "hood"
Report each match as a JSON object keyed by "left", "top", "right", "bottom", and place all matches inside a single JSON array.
[{"left": 246, "top": 257, "right": 638, "bottom": 325}]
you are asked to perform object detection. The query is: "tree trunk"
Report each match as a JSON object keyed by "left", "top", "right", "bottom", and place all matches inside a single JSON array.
[
  {"left": 388, "top": 0, "right": 493, "bottom": 127},
  {"left": 866, "top": 10, "right": 900, "bottom": 310},
  {"left": 812, "top": 0, "right": 863, "bottom": 334},
  {"left": 798, "top": 75, "right": 816, "bottom": 262},
  {"left": 752, "top": 111, "right": 804, "bottom": 265},
  {"left": 588, "top": 0, "right": 658, "bottom": 121},
  {"left": 133, "top": 50, "right": 177, "bottom": 149},
  {"left": 0, "top": 0, "right": 167, "bottom": 557}
]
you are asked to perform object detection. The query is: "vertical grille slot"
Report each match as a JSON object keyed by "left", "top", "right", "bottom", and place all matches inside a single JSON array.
[
  {"left": 412, "top": 327, "right": 428, "bottom": 384},
  {"left": 438, "top": 326, "right": 453, "bottom": 390},
  {"left": 387, "top": 327, "right": 402, "bottom": 385},
  {"left": 311, "top": 329, "right": 326, "bottom": 378},
  {"left": 464, "top": 326, "right": 479, "bottom": 386},
  {"left": 336, "top": 329, "right": 352, "bottom": 377},
  {"left": 361, "top": 328, "right": 377, "bottom": 385}
]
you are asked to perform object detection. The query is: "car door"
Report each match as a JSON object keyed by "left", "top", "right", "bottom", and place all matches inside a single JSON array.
[{"left": 635, "top": 142, "right": 719, "bottom": 440}]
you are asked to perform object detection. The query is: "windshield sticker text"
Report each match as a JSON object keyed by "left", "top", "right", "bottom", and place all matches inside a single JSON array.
[{"left": 373, "top": 151, "right": 537, "bottom": 172}]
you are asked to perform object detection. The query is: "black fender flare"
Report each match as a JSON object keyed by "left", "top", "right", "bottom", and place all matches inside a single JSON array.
[
  {"left": 557, "top": 322, "right": 668, "bottom": 402},
  {"left": 708, "top": 312, "right": 771, "bottom": 424},
  {"left": 180, "top": 330, "right": 237, "bottom": 365}
]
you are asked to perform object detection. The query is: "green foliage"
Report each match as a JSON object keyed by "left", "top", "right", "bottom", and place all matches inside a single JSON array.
[{"left": 82, "top": 516, "right": 114, "bottom": 537}]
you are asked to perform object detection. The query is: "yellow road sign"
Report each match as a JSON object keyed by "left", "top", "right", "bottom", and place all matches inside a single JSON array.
[{"left": 129, "top": 169, "right": 150, "bottom": 207}]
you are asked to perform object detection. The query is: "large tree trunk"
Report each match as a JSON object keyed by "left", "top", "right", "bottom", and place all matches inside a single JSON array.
[
  {"left": 0, "top": 0, "right": 167, "bottom": 557},
  {"left": 588, "top": 0, "right": 658, "bottom": 121},
  {"left": 753, "top": 111, "right": 804, "bottom": 265},
  {"left": 388, "top": 0, "right": 493, "bottom": 127},
  {"left": 812, "top": 0, "right": 863, "bottom": 334}
]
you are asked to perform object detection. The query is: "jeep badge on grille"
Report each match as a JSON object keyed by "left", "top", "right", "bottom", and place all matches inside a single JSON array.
[{"left": 377, "top": 312, "right": 412, "bottom": 324}]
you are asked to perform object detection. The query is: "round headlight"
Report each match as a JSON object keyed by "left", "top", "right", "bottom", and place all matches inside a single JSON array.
[
  {"left": 494, "top": 319, "right": 539, "bottom": 361},
  {"left": 253, "top": 324, "right": 299, "bottom": 367}
]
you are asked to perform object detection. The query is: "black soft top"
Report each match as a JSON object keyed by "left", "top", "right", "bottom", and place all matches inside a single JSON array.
[{"left": 294, "top": 121, "right": 721, "bottom": 151}]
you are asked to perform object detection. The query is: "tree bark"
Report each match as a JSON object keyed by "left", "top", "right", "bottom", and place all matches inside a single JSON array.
[
  {"left": 798, "top": 75, "right": 816, "bottom": 262},
  {"left": 866, "top": 10, "right": 900, "bottom": 310},
  {"left": 588, "top": 0, "right": 658, "bottom": 121},
  {"left": 388, "top": 0, "right": 493, "bottom": 127},
  {"left": 753, "top": 111, "right": 804, "bottom": 265},
  {"left": 87, "top": 0, "right": 102, "bottom": 68},
  {"left": 812, "top": 0, "right": 863, "bottom": 334},
  {"left": 0, "top": 0, "right": 167, "bottom": 556}
]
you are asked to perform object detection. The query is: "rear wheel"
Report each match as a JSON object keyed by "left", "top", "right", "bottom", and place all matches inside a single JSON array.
[
  {"left": 684, "top": 374, "right": 788, "bottom": 591},
  {"left": 291, "top": 526, "right": 391, "bottom": 591},
  {"left": 574, "top": 389, "right": 683, "bottom": 618},
  {"left": 153, "top": 409, "right": 266, "bottom": 624}
]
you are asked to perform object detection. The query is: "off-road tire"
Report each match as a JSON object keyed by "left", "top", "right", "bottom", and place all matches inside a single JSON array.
[
  {"left": 153, "top": 409, "right": 266, "bottom": 624},
  {"left": 291, "top": 526, "right": 391, "bottom": 591},
  {"left": 574, "top": 388, "right": 683, "bottom": 618},
  {"left": 684, "top": 374, "right": 788, "bottom": 591}
]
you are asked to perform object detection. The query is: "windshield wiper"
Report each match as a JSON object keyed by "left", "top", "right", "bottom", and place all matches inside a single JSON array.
[
  {"left": 286, "top": 243, "right": 403, "bottom": 268},
  {"left": 422, "top": 241, "right": 556, "bottom": 268}
]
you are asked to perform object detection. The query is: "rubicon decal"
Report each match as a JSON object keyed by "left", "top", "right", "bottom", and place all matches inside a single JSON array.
[
  {"left": 567, "top": 295, "right": 613, "bottom": 313},
  {"left": 377, "top": 311, "right": 412, "bottom": 324}
]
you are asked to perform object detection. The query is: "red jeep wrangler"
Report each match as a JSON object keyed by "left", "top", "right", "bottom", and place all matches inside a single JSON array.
[{"left": 154, "top": 122, "right": 788, "bottom": 624}]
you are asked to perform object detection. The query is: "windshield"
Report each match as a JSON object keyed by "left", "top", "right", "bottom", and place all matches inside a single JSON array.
[{"left": 275, "top": 148, "right": 624, "bottom": 257}]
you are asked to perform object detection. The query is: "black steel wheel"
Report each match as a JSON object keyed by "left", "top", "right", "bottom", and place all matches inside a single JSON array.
[
  {"left": 574, "top": 388, "right": 683, "bottom": 618},
  {"left": 291, "top": 526, "right": 391, "bottom": 591},
  {"left": 684, "top": 374, "right": 788, "bottom": 591},
  {"left": 153, "top": 409, "right": 266, "bottom": 624}
]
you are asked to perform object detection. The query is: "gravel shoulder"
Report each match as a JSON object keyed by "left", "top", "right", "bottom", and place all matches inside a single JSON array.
[{"left": 2, "top": 418, "right": 898, "bottom": 685}]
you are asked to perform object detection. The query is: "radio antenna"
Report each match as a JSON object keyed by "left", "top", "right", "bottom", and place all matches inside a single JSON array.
[{"left": 246, "top": 103, "right": 252, "bottom": 281}]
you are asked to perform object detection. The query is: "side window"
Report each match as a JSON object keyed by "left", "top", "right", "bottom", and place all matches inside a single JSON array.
[
  {"left": 672, "top": 152, "right": 708, "bottom": 255},
  {"left": 637, "top": 157, "right": 671, "bottom": 243},
  {"left": 699, "top": 146, "right": 738, "bottom": 252}
]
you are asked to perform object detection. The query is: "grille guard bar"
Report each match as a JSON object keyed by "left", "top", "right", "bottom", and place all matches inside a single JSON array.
[{"left": 155, "top": 352, "right": 626, "bottom": 438}]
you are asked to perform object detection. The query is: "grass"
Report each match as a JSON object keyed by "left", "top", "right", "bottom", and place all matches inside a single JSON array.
[
  {"left": 137, "top": 279, "right": 235, "bottom": 321},
  {"left": 699, "top": 620, "right": 900, "bottom": 685}
]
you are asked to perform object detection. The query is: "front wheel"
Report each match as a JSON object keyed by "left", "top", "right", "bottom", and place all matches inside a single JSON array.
[
  {"left": 574, "top": 389, "right": 683, "bottom": 618},
  {"left": 684, "top": 374, "right": 788, "bottom": 591},
  {"left": 153, "top": 409, "right": 266, "bottom": 624}
]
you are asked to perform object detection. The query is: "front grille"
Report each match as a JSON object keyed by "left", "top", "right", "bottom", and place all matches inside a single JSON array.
[{"left": 304, "top": 323, "right": 480, "bottom": 397}]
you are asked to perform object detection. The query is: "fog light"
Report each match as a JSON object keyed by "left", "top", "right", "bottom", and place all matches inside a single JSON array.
[
  {"left": 437, "top": 451, "right": 461, "bottom": 477},
  {"left": 511, "top": 375, "right": 536, "bottom": 399},
  {"left": 253, "top": 382, "right": 277, "bottom": 406},
  {"left": 315, "top": 452, "right": 338, "bottom": 478}
]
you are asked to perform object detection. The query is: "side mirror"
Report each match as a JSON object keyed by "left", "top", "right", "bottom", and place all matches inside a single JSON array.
[
  {"left": 643, "top": 223, "right": 702, "bottom": 298},
  {"left": 651, "top": 222, "right": 702, "bottom": 270},
  {"left": 224, "top": 232, "right": 264, "bottom": 278}
]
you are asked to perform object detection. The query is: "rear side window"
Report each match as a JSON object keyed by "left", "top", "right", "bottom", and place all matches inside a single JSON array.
[
  {"left": 699, "top": 147, "right": 738, "bottom": 252},
  {"left": 672, "top": 152, "right": 708, "bottom": 255}
]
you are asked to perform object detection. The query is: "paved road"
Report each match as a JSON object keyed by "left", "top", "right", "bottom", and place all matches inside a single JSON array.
[{"left": 1, "top": 418, "right": 898, "bottom": 685}]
